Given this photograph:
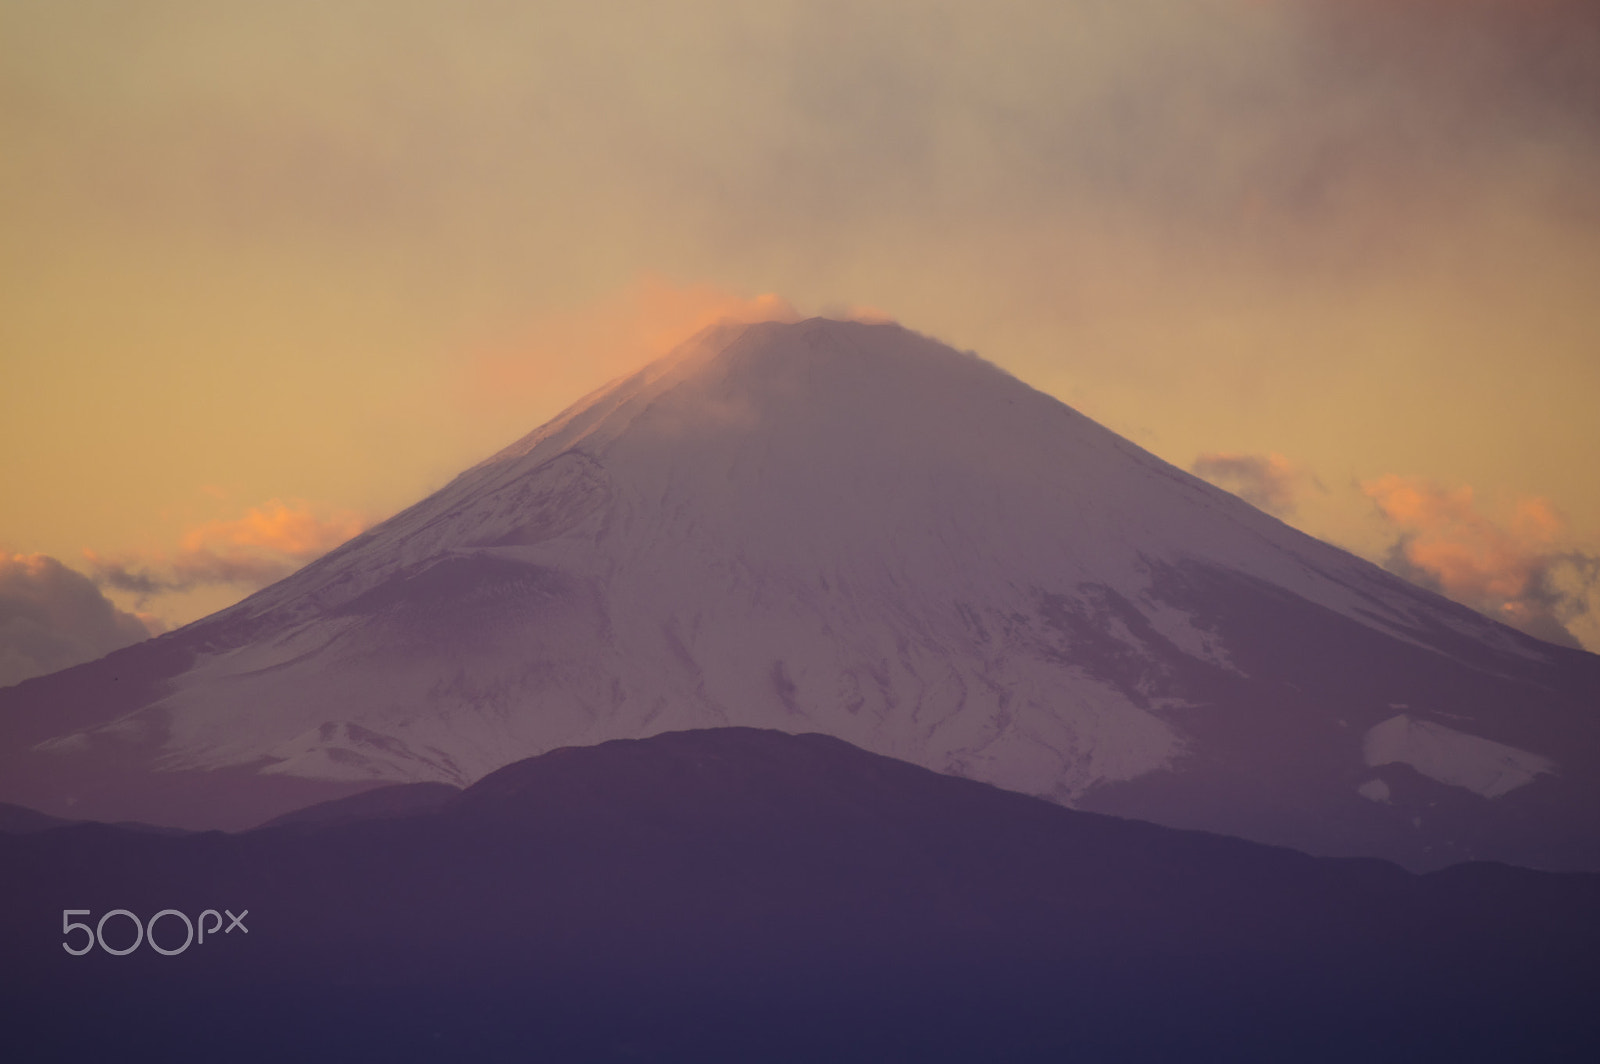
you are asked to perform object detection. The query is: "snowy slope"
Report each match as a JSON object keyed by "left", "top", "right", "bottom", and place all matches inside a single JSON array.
[{"left": 3, "top": 318, "right": 1597, "bottom": 868}]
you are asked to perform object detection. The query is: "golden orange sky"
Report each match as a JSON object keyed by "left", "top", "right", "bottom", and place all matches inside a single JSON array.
[{"left": 3, "top": 0, "right": 1598, "bottom": 672}]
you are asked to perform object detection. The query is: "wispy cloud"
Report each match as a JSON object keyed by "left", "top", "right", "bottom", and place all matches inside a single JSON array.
[
  {"left": 178, "top": 500, "right": 367, "bottom": 558},
  {"left": 1362, "top": 475, "right": 1599, "bottom": 649},
  {"left": 467, "top": 275, "right": 801, "bottom": 410},
  {"left": 85, "top": 500, "right": 368, "bottom": 600},
  {"left": 0, "top": 553, "right": 158, "bottom": 687},
  {"left": 1192, "top": 452, "right": 1320, "bottom": 516}
]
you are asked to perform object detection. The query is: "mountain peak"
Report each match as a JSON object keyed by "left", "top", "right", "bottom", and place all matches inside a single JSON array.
[{"left": 475, "top": 314, "right": 1022, "bottom": 474}]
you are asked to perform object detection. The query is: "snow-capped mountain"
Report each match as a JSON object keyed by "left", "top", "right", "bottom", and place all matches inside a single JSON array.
[{"left": 3, "top": 318, "right": 1596, "bottom": 868}]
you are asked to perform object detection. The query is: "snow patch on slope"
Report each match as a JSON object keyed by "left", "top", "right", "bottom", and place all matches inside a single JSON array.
[
  {"left": 1133, "top": 597, "right": 1245, "bottom": 676},
  {"left": 259, "top": 721, "right": 466, "bottom": 784},
  {"left": 1362, "top": 714, "right": 1555, "bottom": 798},
  {"left": 1356, "top": 778, "right": 1392, "bottom": 803}
]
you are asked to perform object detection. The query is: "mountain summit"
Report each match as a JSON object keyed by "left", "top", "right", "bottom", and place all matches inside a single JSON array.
[{"left": 3, "top": 318, "right": 1597, "bottom": 868}]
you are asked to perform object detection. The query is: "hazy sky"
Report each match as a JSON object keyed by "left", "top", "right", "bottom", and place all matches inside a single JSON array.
[{"left": 3, "top": 0, "right": 1598, "bottom": 677}]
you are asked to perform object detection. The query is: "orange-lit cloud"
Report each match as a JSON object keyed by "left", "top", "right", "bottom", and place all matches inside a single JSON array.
[
  {"left": 1, "top": 553, "right": 157, "bottom": 686},
  {"left": 86, "top": 500, "right": 368, "bottom": 600},
  {"left": 1362, "top": 475, "right": 1598, "bottom": 648},
  {"left": 1192, "top": 452, "right": 1319, "bottom": 516},
  {"left": 178, "top": 500, "right": 366, "bottom": 558},
  {"left": 470, "top": 276, "right": 801, "bottom": 408}
]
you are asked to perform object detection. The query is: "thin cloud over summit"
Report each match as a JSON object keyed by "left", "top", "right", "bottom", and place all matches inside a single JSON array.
[{"left": 465, "top": 276, "right": 800, "bottom": 413}]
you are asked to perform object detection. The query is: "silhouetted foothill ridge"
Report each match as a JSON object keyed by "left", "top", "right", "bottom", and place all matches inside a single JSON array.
[{"left": 2, "top": 728, "right": 1596, "bottom": 1062}]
